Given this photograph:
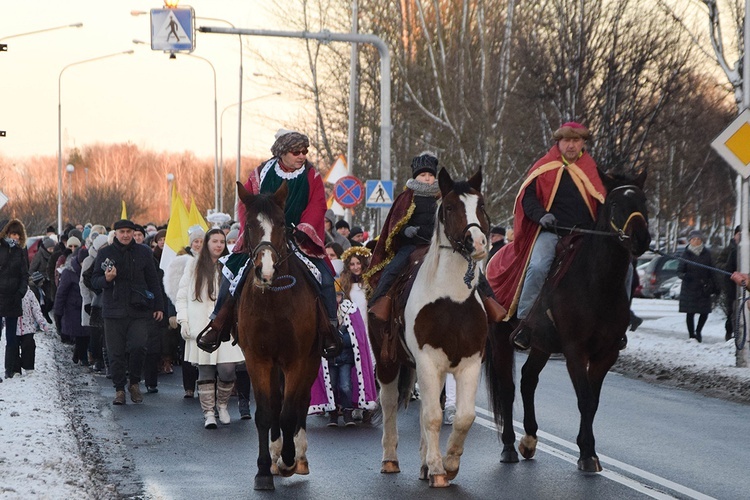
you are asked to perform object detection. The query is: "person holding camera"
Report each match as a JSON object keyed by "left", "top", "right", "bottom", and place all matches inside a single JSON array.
[{"left": 91, "top": 219, "right": 164, "bottom": 405}]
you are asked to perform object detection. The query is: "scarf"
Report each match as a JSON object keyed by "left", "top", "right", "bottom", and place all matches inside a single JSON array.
[
  {"left": 406, "top": 178, "right": 440, "bottom": 198},
  {"left": 688, "top": 243, "right": 704, "bottom": 256}
]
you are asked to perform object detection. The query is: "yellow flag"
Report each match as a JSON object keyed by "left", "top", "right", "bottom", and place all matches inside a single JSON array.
[
  {"left": 120, "top": 200, "right": 127, "bottom": 219},
  {"left": 188, "top": 197, "right": 209, "bottom": 232}
]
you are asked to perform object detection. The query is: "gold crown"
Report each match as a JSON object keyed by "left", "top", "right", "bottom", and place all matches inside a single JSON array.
[{"left": 340, "top": 246, "right": 372, "bottom": 262}]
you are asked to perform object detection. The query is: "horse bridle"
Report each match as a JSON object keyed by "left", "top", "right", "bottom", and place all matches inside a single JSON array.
[
  {"left": 248, "top": 238, "right": 297, "bottom": 291},
  {"left": 438, "top": 201, "right": 490, "bottom": 288},
  {"left": 555, "top": 184, "right": 646, "bottom": 242}
]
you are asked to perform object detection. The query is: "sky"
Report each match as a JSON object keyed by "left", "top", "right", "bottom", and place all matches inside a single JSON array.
[
  {"left": 2, "top": 298, "right": 749, "bottom": 496},
  {"left": 0, "top": 1, "right": 304, "bottom": 163}
]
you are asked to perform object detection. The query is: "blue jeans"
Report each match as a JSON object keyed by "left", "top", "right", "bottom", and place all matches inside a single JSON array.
[
  {"left": 329, "top": 363, "right": 354, "bottom": 409},
  {"left": 517, "top": 231, "right": 559, "bottom": 319}
]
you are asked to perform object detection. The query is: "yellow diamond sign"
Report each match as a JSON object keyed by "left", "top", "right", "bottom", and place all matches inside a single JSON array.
[{"left": 712, "top": 109, "right": 750, "bottom": 178}]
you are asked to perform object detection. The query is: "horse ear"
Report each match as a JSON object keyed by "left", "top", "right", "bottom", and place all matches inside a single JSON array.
[
  {"left": 237, "top": 182, "right": 252, "bottom": 204},
  {"left": 597, "top": 168, "right": 616, "bottom": 193},
  {"left": 468, "top": 166, "right": 483, "bottom": 191},
  {"left": 274, "top": 181, "right": 288, "bottom": 209},
  {"left": 634, "top": 168, "right": 647, "bottom": 189},
  {"left": 438, "top": 167, "right": 453, "bottom": 197}
]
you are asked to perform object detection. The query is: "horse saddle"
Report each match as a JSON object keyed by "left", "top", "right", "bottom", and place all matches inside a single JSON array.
[{"left": 376, "top": 246, "right": 429, "bottom": 365}]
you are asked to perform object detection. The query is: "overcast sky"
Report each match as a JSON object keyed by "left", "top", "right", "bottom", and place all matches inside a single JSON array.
[{"left": 0, "top": 0, "right": 300, "bottom": 162}]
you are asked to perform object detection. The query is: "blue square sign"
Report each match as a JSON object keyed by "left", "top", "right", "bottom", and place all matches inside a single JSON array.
[{"left": 151, "top": 7, "right": 195, "bottom": 52}]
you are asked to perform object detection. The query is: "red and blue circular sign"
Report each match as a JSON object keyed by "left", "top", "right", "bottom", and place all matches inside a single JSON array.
[{"left": 333, "top": 176, "right": 364, "bottom": 208}]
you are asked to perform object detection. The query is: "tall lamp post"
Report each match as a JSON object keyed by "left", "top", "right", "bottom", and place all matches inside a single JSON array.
[
  {"left": 166, "top": 173, "right": 175, "bottom": 220},
  {"left": 57, "top": 50, "right": 134, "bottom": 234},
  {"left": 131, "top": 11, "right": 244, "bottom": 214},
  {"left": 219, "top": 91, "right": 281, "bottom": 213},
  {"left": 66, "top": 163, "right": 75, "bottom": 202},
  {"left": 133, "top": 39, "right": 220, "bottom": 213}
]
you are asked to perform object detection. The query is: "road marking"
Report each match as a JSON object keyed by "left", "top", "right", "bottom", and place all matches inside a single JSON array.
[{"left": 473, "top": 406, "right": 715, "bottom": 500}]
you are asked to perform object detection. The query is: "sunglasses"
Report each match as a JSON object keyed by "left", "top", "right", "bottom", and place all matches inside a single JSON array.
[
  {"left": 289, "top": 149, "right": 308, "bottom": 156},
  {"left": 67, "top": 245, "right": 79, "bottom": 250}
]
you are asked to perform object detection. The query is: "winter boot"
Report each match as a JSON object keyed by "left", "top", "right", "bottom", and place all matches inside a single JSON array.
[
  {"left": 236, "top": 369, "right": 252, "bottom": 420},
  {"left": 327, "top": 409, "right": 339, "bottom": 427},
  {"left": 216, "top": 379, "right": 234, "bottom": 425},
  {"left": 343, "top": 409, "right": 356, "bottom": 427},
  {"left": 198, "top": 380, "right": 218, "bottom": 429}
]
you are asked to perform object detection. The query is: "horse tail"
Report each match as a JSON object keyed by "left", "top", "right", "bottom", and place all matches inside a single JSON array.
[
  {"left": 484, "top": 322, "right": 515, "bottom": 430},
  {"left": 397, "top": 365, "right": 417, "bottom": 409}
]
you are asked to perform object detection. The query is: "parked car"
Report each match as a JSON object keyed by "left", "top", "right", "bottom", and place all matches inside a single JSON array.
[
  {"left": 640, "top": 255, "right": 680, "bottom": 298},
  {"left": 633, "top": 252, "right": 657, "bottom": 298},
  {"left": 658, "top": 276, "right": 682, "bottom": 299}
]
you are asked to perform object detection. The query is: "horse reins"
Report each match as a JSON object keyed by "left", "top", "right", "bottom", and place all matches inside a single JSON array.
[{"left": 652, "top": 248, "right": 733, "bottom": 277}]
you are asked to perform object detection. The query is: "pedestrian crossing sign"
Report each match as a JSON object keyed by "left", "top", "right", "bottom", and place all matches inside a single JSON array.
[
  {"left": 151, "top": 7, "right": 195, "bottom": 52},
  {"left": 365, "top": 180, "right": 394, "bottom": 208}
]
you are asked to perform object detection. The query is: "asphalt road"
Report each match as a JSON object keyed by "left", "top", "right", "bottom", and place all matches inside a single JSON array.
[{"left": 72, "top": 353, "right": 750, "bottom": 499}]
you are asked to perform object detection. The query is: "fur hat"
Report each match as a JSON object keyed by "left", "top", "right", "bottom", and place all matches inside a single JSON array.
[
  {"left": 188, "top": 227, "right": 205, "bottom": 245},
  {"left": 688, "top": 230, "right": 704, "bottom": 241},
  {"left": 271, "top": 130, "right": 309, "bottom": 158},
  {"left": 552, "top": 121, "right": 591, "bottom": 141},
  {"left": 411, "top": 151, "right": 439, "bottom": 179},
  {"left": 226, "top": 229, "right": 239, "bottom": 242}
]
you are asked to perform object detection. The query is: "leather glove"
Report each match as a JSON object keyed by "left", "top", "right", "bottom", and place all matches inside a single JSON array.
[
  {"left": 169, "top": 316, "right": 178, "bottom": 329},
  {"left": 539, "top": 213, "right": 557, "bottom": 229},
  {"left": 404, "top": 226, "right": 420, "bottom": 238}
]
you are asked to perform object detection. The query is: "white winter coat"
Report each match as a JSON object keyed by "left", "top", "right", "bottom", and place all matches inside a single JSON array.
[{"left": 175, "top": 258, "right": 244, "bottom": 365}]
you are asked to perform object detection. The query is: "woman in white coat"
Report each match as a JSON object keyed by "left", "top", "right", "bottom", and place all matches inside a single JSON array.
[{"left": 176, "top": 228, "right": 245, "bottom": 429}]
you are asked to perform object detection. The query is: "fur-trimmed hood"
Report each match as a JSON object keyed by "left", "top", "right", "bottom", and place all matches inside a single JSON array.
[
  {"left": 163, "top": 253, "right": 196, "bottom": 305},
  {"left": 0, "top": 218, "right": 27, "bottom": 248}
]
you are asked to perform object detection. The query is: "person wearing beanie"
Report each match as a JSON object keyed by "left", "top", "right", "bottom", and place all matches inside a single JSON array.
[
  {"left": 365, "top": 151, "right": 441, "bottom": 318},
  {"left": 185, "top": 227, "right": 205, "bottom": 256},
  {"left": 348, "top": 226, "right": 365, "bottom": 246},
  {"left": 0, "top": 219, "right": 29, "bottom": 380},
  {"left": 196, "top": 128, "right": 341, "bottom": 358},
  {"left": 488, "top": 226, "right": 506, "bottom": 261},
  {"left": 488, "top": 121, "right": 606, "bottom": 351},
  {"left": 133, "top": 225, "right": 146, "bottom": 245},
  {"left": 335, "top": 219, "right": 351, "bottom": 240},
  {"left": 678, "top": 230, "right": 715, "bottom": 343}
]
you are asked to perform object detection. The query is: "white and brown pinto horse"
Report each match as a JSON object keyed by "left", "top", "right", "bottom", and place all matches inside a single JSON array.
[{"left": 371, "top": 167, "right": 490, "bottom": 488}]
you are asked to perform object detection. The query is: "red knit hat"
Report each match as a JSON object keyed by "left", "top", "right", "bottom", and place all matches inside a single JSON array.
[{"left": 553, "top": 122, "right": 591, "bottom": 141}]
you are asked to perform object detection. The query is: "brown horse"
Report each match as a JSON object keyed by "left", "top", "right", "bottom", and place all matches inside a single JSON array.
[
  {"left": 369, "top": 167, "right": 491, "bottom": 487},
  {"left": 234, "top": 181, "right": 327, "bottom": 491},
  {"left": 484, "top": 170, "right": 650, "bottom": 471}
]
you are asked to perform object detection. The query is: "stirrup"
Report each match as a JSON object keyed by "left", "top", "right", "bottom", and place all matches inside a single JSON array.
[
  {"left": 510, "top": 322, "right": 531, "bottom": 351},
  {"left": 196, "top": 323, "right": 224, "bottom": 353}
]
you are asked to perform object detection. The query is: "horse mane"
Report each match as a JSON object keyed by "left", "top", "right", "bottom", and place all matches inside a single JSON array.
[{"left": 448, "top": 180, "right": 475, "bottom": 196}]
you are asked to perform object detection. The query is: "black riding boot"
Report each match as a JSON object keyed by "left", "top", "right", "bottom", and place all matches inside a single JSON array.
[{"left": 313, "top": 258, "right": 342, "bottom": 358}]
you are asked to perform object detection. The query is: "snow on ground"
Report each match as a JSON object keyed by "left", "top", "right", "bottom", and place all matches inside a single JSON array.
[
  {"left": 0, "top": 330, "right": 100, "bottom": 499},
  {"left": 1, "top": 298, "right": 750, "bottom": 497}
]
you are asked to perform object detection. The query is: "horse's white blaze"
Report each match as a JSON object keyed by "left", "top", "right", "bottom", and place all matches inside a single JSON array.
[
  {"left": 460, "top": 193, "right": 487, "bottom": 259},
  {"left": 257, "top": 214, "right": 275, "bottom": 281}
]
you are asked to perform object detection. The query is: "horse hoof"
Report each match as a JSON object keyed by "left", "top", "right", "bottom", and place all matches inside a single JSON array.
[
  {"left": 519, "top": 435, "right": 537, "bottom": 460},
  {"left": 270, "top": 463, "right": 280, "bottom": 476},
  {"left": 445, "top": 467, "right": 459, "bottom": 481},
  {"left": 296, "top": 460, "right": 310, "bottom": 475},
  {"left": 419, "top": 465, "right": 428, "bottom": 480},
  {"left": 381, "top": 460, "right": 400, "bottom": 473},
  {"left": 429, "top": 474, "right": 450, "bottom": 488},
  {"left": 577, "top": 456, "right": 602, "bottom": 473},
  {"left": 277, "top": 459, "right": 297, "bottom": 477},
  {"left": 501, "top": 445, "right": 519, "bottom": 463},
  {"left": 254, "top": 475, "right": 275, "bottom": 491}
]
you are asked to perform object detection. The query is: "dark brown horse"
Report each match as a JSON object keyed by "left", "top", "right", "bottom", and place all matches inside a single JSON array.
[
  {"left": 234, "top": 181, "right": 327, "bottom": 491},
  {"left": 369, "top": 167, "right": 491, "bottom": 488},
  {"left": 485, "top": 170, "right": 650, "bottom": 472}
]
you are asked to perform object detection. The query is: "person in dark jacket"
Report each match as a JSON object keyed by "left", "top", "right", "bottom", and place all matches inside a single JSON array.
[
  {"left": 488, "top": 226, "right": 506, "bottom": 261},
  {"left": 0, "top": 219, "right": 29, "bottom": 380},
  {"left": 54, "top": 248, "right": 88, "bottom": 366},
  {"left": 91, "top": 219, "right": 164, "bottom": 405},
  {"left": 718, "top": 226, "right": 740, "bottom": 341},
  {"left": 677, "top": 230, "right": 716, "bottom": 343}
]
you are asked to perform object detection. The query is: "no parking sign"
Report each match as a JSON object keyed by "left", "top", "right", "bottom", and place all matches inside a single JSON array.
[{"left": 333, "top": 176, "right": 364, "bottom": 208}]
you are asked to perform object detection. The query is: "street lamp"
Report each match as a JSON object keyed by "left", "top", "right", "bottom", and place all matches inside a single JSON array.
[
  {"left": 57, "top": 50, "right": 134, "bottom": 234},
  {"left": 0, "top": 22, "right": 83, "bottom": 47},
  {"left": 219, "top": 92, "right": 281, "bottom": 212},
  {"left": 133, "top": 39, "right": 220, "bottom": 213},
  {"left": 167, "top": 173, "right": 175, "bottom": 219},
  {"left": 65, "top": 163, "right": 76, "bottom": 203}
]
